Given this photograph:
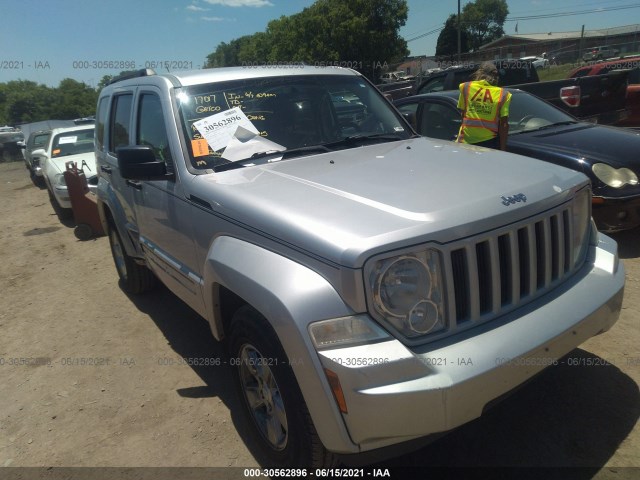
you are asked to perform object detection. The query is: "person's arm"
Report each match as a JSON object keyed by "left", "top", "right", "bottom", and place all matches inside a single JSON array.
[{"left": 498, "top": 116, "right": 509, "bottom": 151}]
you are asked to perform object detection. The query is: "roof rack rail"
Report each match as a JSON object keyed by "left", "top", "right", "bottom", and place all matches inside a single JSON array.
[{"left": 107, "top": 68, "right": 157, "bottom": 85}]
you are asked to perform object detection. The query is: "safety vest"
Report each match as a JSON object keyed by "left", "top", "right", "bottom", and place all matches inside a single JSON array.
[{"left": 457, "top": 80, "right": 511, "bottom": 144}]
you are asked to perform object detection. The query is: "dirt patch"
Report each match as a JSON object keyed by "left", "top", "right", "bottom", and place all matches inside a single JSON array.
[{"left": 0, "top": 161, "right": 638, "bottom": 475}]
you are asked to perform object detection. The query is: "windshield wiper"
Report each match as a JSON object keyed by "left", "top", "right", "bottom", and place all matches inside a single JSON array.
[
  {"left": 511, "top": 120, "right": 580, "bottom": 136},
  {"left": 322, "top": 132, "right": 410, "bottom": 150},
  {"left": 533, "top": 121, "right": 580, "bottom": 131},
  {"left": 214, "top": 145, "right": 331, "bottom": 172}
]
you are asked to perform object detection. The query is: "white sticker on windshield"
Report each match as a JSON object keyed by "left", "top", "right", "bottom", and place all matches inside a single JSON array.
[
  {"left": 193, "top": 107, "right": 259, "bottom": 152},
  {"left": 58, "top": 136, "right": 77, "bottom": 144}
]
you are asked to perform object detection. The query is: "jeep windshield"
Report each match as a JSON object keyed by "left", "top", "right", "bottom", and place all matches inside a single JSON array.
[{"left": 176, "top": 74, "right": 412, "bottom": 171}]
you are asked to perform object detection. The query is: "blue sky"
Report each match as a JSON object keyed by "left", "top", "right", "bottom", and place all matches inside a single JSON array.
[{"left": 1, "top": 0, "right": 639, "bottom": 87}]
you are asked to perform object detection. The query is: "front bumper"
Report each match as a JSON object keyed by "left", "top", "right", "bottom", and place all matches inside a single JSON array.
[
  {"left": 593, "top": 194, "right": 640, "bottom": 232},
  {"left": 313, "top": 233, "right": 623, "bottom": 453}
]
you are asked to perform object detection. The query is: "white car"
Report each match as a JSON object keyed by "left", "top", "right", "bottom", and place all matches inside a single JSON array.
[
  {"left": 519, "top": 56, "right": 549, "bottom": 69},
  {"left": 34, "top": 125, "right": 97, "bottom": 213}
]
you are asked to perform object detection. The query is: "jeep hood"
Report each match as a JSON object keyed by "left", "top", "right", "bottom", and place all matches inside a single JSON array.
[{"left": 193, "top": 137, "right": 588, "bottom": 267}]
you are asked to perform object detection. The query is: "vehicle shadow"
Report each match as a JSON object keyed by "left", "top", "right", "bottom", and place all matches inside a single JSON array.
[
  {"left": 380, "top": 348, "right": 639, "bottom": 475},
  {"left": 122, "top": 283, "right": 259, "bottom": 456},
  {"left": 609, "top": 227, "right": 640, "bottom": 259}
]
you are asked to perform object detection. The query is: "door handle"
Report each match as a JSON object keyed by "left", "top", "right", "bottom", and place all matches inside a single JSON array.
[
  {"left": 100, "top": 165, "right": 112, "bottom": 174},
  {"left": 126, "top": 180, "right": 142, "bottom": 190}
]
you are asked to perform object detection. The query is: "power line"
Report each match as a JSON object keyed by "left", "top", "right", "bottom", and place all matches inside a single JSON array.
[{"left": 405, "top": 3, "right": 640, "bottom": 43}]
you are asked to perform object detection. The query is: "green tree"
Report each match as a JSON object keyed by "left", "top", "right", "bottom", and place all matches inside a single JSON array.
[
  {"left": 0, "top": 81, "right": 55, "bottom": 124},
  {"left": 53, "top": 79, "right": 99, "bottom": 119},
  {"left": 204, "top": 0, "right": 409, "bottom": 81},
  {"left": 0, "top": 78, "right": 98, "bottom": 125},
  {"left": 436, "top": 14, "right": 469, "bottom": 57},
  {"left": 462, "top": 0, "right": 509, "bottom": 51}
]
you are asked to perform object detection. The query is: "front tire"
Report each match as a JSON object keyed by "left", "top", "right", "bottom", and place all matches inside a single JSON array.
[
  {"left": 107, "top": 223, "right": 155, "bottom": 294},
  {"left": 229, "top": 305, "right": 336, "bottom": 468}
]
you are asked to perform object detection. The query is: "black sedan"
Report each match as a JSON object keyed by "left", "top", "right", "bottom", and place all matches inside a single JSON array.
[{"left": 395, "top": 90, "right": 640, "bottom": 232}]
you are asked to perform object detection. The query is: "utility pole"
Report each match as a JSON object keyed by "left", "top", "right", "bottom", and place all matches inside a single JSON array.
[{"left": 457, "top": 0, "right": 461, "bottom": 63}]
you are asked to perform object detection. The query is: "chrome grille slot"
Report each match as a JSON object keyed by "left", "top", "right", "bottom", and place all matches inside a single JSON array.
[{"left": 447, "top": 205, "right": 577, "bottom": 328}]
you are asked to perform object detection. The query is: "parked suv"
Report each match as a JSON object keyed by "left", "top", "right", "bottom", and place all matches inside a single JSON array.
[
  {"left": 583, "top": 45, "right": 619, "bottom": 61},
  {"left": 96, "top": 67, "right": 624, "bottom": 467}
]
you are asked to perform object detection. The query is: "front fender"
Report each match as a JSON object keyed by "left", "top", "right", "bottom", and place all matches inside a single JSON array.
[{"left": 202, "top": 235, "right": 360, "bottom": 453}]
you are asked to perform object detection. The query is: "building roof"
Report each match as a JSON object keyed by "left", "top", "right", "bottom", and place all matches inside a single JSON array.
[{"left": 480, "top": 23, "right": 640, "bottom": 50}]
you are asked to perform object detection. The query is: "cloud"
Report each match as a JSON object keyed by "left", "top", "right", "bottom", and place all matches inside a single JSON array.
[
  {"left": 202, "top": 0, "right": 274, "bottom": 7},
  {"left": 187, "top": 5, "right": 208, "bottom": 11},
  {"left": 201, "top": 16, "right": 227, "bottom": 21}
]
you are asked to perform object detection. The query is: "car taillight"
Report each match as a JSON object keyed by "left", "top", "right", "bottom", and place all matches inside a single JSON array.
[{"left": 560, "top": 86, "right": 581, "bottom": 107}]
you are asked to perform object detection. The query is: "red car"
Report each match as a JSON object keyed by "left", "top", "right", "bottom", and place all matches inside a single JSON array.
[{"left": 568, "top": 56, "right": 640, "bottom": 127}]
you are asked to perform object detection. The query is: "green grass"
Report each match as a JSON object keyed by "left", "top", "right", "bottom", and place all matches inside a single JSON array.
[{"left": 537, "top": 64, "right": 577, "bottom": 81}]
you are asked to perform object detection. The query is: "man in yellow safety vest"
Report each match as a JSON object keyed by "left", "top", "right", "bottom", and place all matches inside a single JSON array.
[{"left": 456, "top": 62, "right": 512, "bottom": 151}]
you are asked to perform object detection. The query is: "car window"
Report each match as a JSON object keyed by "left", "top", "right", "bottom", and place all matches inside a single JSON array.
[
  {"left": 32, "top": 133, "right": 50, "bottom": 149},
  {"left": 396, "top": 102, "right": 418, "bottom": 130},
  {"left": 419, "top": 103, "right": 460, "bottom": 141},
  {"left": 34, "top": 133, "right": 49, "bottom": 146},
  {"left": 137, "top": 93, "right": 173, "bottom": 165},
  {"left": 109, "top": 94, "right": 133, "bottom": 154},
  {"left": 417, "top": 76, "right": 445, "bottom": 94},
  {"left": 51, "top": 128, "right": 95, "bottom": 157}
]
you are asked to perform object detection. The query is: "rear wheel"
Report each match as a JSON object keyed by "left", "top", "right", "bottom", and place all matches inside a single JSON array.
[
  {"left": 229, "top": 305, "right": 337, "bottom": 468},
  {"left": 107, "top": 223, "right": 155, "bottom": 293}
]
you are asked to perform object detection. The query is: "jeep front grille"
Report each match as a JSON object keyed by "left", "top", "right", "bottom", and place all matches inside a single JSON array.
[{"left": 445, "top": 205, "right": 579, "bottom": 326}]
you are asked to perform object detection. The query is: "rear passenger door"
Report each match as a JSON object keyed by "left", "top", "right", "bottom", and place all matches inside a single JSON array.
[{"left": 97, "top": 89, "right": 144, "bottom": 254}]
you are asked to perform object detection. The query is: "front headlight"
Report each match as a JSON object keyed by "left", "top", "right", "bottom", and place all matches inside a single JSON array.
[
  {"left": 368, "top": 250, "right": 446, "bottom": 339},
  {"left": 571, "top": 187, "right": 591, "bottom": 269},
  {"left": 592, "top": 163, "right": 638, "bottom": 188},
  {"left": 54, "top": 173, "right": 67, "bottom": 187}
]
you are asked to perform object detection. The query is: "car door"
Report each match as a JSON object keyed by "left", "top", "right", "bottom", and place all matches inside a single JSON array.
[
  {"left": 97, "top": 89, "right": 144, "bottom": 255},
  {"left": 130, "top": 88, "right": 205, "bottom": 315}
]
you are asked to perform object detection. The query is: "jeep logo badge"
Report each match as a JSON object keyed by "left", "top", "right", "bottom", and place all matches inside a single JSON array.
[{"left": 501, "top": 193, "right": 527, "bottom": 206}]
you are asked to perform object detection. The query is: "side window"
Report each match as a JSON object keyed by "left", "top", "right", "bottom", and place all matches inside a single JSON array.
[
  {"left": 418, "top": 77, "right": 445, "bottom": 94},
  {"left": 33, "top": 133, "right": 49, "bottom": 148},
  {"left": 396, "top": 102, "right": 418, "bottom": 130},
  {"left": 137, "top": 94, "right": 173, "bottom": 164},
  {"left": 419, "top": 103, "right": 461, "bottom": 141},
  {"left": 96, "top": 96, "right": 109, "bottom": 151},
  {"left": 109, "top": 94, "right": 133, "bottom": 154}
]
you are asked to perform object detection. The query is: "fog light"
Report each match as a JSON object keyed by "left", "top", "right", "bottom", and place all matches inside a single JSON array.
[{"left": 617, "top": 211, "right": 628, "bottom": 220}]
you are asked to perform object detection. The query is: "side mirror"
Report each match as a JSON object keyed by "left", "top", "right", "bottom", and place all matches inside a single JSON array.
[
  {"left": 116, "top": 146, "right": 169, "bottom": 180},
  {"left": 31, "top": 148, "right": 47, "bottom": 157}
]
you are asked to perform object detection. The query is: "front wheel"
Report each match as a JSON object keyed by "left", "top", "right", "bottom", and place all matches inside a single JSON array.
[
  {"left": 107, "top": 223, "right": 155, "bottom": 294},
  {"left": 229, "top": 305, "right": 337, "bottom": 468}
]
